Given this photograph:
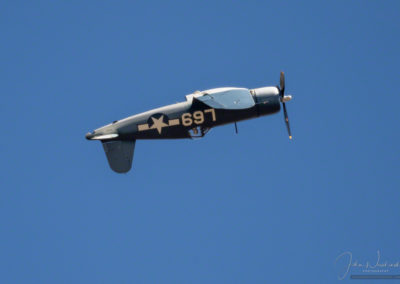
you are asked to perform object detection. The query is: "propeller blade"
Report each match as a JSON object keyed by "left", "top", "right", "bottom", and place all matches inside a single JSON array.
[
  {"left": 282, "top": 102, "right": 292, "bottom": 140},
  {"left": 280, "top": 71, "right": 285, "bottom": 96}
]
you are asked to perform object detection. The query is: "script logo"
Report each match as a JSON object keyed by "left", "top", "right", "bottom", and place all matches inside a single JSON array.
[{"left": 335, "top": 250, "right": 400, "bottom": 280}]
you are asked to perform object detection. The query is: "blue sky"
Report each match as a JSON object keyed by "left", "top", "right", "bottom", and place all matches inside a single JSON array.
[{"left": 1, "top": 1, "right": 399, "bottom": 283}]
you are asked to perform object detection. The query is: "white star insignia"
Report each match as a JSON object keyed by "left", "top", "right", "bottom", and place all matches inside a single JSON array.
[{"left": 150, "top": 115, "right": 168, "bottom": 134}]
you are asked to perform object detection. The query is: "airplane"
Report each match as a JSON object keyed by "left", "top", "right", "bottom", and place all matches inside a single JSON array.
[{"left": 86, "top": 72, "right": 293, "bottom": 173}]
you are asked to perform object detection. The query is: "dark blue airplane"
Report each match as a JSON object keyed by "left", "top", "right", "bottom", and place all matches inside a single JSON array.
[{"left": 86, "top": 72, "right": 293, "bottom": 173}]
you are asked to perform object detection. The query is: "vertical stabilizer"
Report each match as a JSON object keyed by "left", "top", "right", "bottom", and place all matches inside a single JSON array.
[{"left": 102, "top": 140, "right": 136, "bottom": 173}]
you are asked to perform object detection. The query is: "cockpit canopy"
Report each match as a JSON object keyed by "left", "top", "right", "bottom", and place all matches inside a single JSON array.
[{"left": 186, "top": 87, "right": 255, "bottom": 110}]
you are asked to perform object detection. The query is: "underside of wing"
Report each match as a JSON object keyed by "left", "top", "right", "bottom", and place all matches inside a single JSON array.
[{"left": 195, "top": 88, "right": 255, "bottom": 110}]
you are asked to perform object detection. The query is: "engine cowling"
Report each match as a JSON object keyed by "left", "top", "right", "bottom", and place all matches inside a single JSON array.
[{"left": 251, "top": 86, "right": 281, "bottom": 116}]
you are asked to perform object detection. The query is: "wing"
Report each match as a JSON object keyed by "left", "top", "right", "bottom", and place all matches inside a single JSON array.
[{"left": 194, "top": 88, "right": 255, "bottom": 110}]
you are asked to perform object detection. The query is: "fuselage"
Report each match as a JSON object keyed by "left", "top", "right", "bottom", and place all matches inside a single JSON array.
[{"left": 86, "top": 86, "right": 281, "bottom": 141}]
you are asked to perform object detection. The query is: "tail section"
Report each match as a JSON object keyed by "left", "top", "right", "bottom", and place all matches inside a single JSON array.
[{"left": 102, "top": 140, "right": 136, "bottom": 173}]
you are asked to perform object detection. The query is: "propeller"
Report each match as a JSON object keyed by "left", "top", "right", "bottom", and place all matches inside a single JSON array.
[{"left": 278, "top": 71, "right": 293, "bottom": 140}]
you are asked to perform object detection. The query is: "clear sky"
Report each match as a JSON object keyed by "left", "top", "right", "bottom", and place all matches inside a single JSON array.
[{"left": 1, "top": 1, "right": 399, "bottom": 283}]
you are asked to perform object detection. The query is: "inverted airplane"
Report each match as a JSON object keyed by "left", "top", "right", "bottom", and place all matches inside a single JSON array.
[{"left": 86, "top": 72, "right": 293, "bottom": 173}]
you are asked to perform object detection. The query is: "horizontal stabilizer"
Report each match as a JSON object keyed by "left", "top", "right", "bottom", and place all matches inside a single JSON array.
[
  {"left": 102, "top": 140, "right": 136, "bottom": 173},
  {"left": 91, "top": 133, "right": 118, "bottom": 140}
]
